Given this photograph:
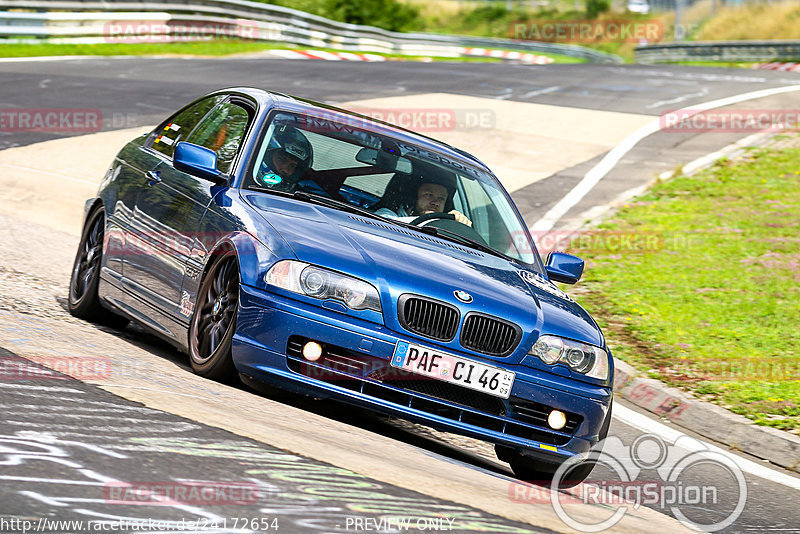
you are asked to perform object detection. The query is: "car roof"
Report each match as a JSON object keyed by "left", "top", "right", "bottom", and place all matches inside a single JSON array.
[{"left": 212, "top": 86, "right": 494, "bottom": 176}]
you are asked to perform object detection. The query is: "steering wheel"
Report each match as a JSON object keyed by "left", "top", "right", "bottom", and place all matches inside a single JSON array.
[
  {"left": 409, "top": 211, "right": 489, "bottom": 246},
  {"left": 409, "top": 212, "right": 455, "bottom": 226}
]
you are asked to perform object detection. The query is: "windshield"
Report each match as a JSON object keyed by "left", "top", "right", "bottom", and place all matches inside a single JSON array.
[{"left": 245, "top": 111, "right": 540, "bottom": 267}]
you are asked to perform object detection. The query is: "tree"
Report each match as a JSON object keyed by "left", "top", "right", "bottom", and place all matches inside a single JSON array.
[
  {"left": 586, "top": 0, "right": 610, "bottom": 19},
  {"left": 324, "top": 0, "right": 420, "bottom": 32}
]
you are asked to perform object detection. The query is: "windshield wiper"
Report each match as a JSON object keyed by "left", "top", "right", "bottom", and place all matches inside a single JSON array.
[
  {"left": 291, "top": 191, "right": 389, "bottom": 222},
  {"left": 417, "top": 225, "right": 513, "bottom": 261}
]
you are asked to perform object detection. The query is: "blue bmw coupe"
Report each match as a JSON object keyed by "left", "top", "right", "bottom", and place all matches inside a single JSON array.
[{"left": 69, "top": 88, "right": 613, "bottom": 484}]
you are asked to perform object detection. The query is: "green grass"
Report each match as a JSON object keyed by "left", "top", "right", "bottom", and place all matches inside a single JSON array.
[
  {"left": 695, "top": 2, "right": 800, "bottom": 41},
  {"left": 0, "top": 40, "right": 289, "bottom": 57},
  {"left": 570, "top": 135, "right": 800, "bottom": 432},
  {"left": 0, "top": 40, "right": 583, "bottom": 63}
]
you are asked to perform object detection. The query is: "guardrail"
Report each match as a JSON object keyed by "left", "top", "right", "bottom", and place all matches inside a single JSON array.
[
  {"left": 636, "top": 40, "right": 800, "bottom": 63},
  {"left": 0, "top": 0, "right": 622, "bottom": 63}
]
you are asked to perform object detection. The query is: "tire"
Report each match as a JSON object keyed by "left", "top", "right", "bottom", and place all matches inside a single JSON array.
[
  {"left": 507, "top": 401, "right": 614, "bottom": 488},
  {"left": 68, "top": 208, "right": 106, "bottom": 321},
  {"left": 68, "top": 207, "right": 130, "bottom": 328},
  {"left": 188, "top": 248, "right": 239, "bottom": 381}
]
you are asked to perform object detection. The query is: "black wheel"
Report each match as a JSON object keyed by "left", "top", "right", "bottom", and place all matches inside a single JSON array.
[
  {"left": 68, "top": 208, "right": 105, "bottom": 321},
  {"left": 507, "top": 401, "right": 613, "bottom": 488},
  {"left": 189, "top": 249, "right": 239, "bottom": 381}
]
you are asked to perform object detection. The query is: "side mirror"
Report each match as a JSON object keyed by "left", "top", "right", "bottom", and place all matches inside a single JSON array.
[
  {"left": 174, "top": 142, "right": 225, "bottom": 184},
  {"left": 545, "top": 252, "right": 584, "bottom": 284}
]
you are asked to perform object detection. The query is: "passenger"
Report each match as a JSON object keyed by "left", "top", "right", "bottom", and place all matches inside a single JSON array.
[{"left": 256, "top": 125, "right": 313, "bottom": 186}]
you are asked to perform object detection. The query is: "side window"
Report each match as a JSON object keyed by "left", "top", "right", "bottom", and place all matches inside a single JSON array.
[
  {"left": 184, "top": 102, "right": 251, "bottom": 174},
  {"left": 461, "top": 178, "right": 495, "bottom": 242},
  {"left": 148, "top": 95, "right": 224, "bottom": 158}
]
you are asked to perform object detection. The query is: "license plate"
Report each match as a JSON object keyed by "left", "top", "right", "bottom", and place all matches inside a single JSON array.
[{"left": 390, "top": 341, "right": 515, "bottom": 399}]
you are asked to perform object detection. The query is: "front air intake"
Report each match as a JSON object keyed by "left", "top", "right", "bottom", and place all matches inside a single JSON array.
[
  {"left": 397, "top": 294, "right": 459, "bottom": 342},
  {"left": 460, "top": 312, "right": 521, "bottom": 356}
]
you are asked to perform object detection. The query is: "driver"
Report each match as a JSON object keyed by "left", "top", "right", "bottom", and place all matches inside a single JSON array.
[
  {"left": 411, "top": 182, "right": 472, "bottom": 226},
  {"left": 375, "top": 165, "right": 472, "bottom": 227},
  {"left": 256, "top": 124, "right": 313, "bottom": 187}
]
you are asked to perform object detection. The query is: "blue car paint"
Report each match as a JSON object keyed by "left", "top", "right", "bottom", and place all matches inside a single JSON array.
[
  {"left": 173, "top": 141, "right": 223, "bottom": 182},
  {"left": 545, "top": 252, "right": 586, "bottom": 285},
  {"left": 232, "top": 285, "right": 609, "bottom": 460},
  {"left": 87, "top": 87, "right": 613, "bottom": 466}
]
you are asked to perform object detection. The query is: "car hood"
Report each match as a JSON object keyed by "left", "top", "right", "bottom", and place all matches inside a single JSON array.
[{"left": 243, "top": 193, "right": 604, "bottom": 361}]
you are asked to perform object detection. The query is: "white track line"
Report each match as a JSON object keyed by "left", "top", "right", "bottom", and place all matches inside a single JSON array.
[
  {"left": 530, "top": 84, "right": 800, "bottom": 233},
  {"left": 575, "top": 129, "right": 774, "bottom": 228},
  {"left": 0, "top": 383, "right": 85, "bottom": 393},
  {"left": 522, "top": 86, "right": 561, "bottom": 98},
  {"left": 614, "top": 403, "right": 800, "bottom": 492},
  {"left": 645, "top": 87, "right": 709, "bottom": 109},
  {"left": 0, "top": 56, "right": 93, "bottom": 63}
]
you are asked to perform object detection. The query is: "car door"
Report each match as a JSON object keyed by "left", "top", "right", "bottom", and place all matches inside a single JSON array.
[
  {"left": 160, "top": 97, "right": 253, "bottom": 324},
  {"left": 102, "top": 136, "right": 165, "bottom": 281},
  {"left": 123, "top": 96, "right": 252, "bottom": 330}
]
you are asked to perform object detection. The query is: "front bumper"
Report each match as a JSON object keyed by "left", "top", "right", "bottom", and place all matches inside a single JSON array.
[{"left": 233, "top": 284, "right": 612, "bottom": 462}]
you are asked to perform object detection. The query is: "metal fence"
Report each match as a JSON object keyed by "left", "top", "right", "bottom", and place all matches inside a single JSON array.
[
  {"left": 636, "top": 40, "right": 800, "bottom": 63},
  {"left": 0, "top": 0, "right": 623, "bottom": 63}
]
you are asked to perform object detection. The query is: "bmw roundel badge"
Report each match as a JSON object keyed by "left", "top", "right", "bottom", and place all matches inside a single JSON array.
[{"left": 454, "top": 290, "right": 473, "bottom": 303}]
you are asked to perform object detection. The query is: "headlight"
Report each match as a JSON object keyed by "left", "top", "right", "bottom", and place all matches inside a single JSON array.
[
  {"left": 265, "top": 260, "right": 381, "bottom": 312},
  {"left": 530, "top": 335, "right": 609, "bottom": 380}
]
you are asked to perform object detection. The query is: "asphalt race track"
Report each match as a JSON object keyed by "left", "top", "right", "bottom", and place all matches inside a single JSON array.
[{"left": 1, "top": 57, "right": 800, "bottom": 533}]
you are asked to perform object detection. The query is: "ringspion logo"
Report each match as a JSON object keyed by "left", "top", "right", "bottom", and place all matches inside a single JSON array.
[{"left": 509, "top": 434, "right": 747, "bottom": 532}]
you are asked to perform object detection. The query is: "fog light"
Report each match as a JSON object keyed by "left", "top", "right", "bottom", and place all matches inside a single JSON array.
[
  {"left": 548, "top": 410, "right": 567, "bottom": 430},
  {"left": 303, "top": 341, "right": 323, "bottom": 362}
]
